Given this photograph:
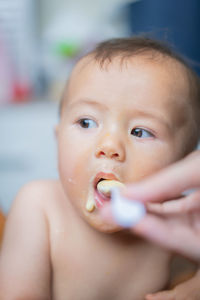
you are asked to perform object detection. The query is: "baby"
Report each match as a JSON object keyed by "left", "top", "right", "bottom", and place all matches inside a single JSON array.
[{"left": 0, "top": 36, "right": 200, "bottom": 300}]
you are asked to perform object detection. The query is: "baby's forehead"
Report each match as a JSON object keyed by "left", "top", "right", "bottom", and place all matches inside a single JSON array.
[
  {"left": 70, "top": 52, "right": 188, "bottom": 81},
  {"left": 61, "top": 57, "right": 191, "bottom": 126},
  {"left": 66, "top": 53, "right": 190, "bottom": 98}
]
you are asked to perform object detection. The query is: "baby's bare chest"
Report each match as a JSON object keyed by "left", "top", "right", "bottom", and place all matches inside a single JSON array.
[{"left": 50, "top": 229, "right": 170, "bottom": 300}]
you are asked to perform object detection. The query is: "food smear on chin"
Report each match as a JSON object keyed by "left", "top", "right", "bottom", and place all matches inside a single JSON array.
[{"left": 86, "top": 189, "right": 95, "bottom": 212}]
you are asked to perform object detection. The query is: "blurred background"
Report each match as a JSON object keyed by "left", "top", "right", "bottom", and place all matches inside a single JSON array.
[{"left": 0, "top": 0, "right": 200, "bottom": 214}]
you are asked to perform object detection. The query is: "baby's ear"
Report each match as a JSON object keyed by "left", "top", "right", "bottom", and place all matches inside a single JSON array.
[{"left": 54, "top": 125, "right": 59, "bottom": 139}]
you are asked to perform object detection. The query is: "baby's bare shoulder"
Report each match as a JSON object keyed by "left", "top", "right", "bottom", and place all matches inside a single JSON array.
[
  {"left": 17, "top": 179, "right": 62, "bottom": 196},
  {"left": 4, "top": 179, "right": 67, "bottom": 248},
  {"left": 11, "top": 179, "right": 65, "bottom": 215}
]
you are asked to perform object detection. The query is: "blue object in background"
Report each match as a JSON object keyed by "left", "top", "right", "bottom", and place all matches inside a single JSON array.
[{"left": 126, "top": 0, "right": 200, "bottom": 75}]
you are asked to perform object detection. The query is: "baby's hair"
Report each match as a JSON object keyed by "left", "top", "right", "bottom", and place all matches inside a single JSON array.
[
  {"left": 61, "top": 36, "right": 200, "bottom": 127},
  {"left": 91, "top": 36, "right": 200, "bottom": 107},
  {"left": 92, "top": 36, "right": 186, "bottom": 67}
]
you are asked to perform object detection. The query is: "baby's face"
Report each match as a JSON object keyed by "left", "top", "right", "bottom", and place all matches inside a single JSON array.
[{"left": 57, "top": 56, "right": 195, "bottom": 232}]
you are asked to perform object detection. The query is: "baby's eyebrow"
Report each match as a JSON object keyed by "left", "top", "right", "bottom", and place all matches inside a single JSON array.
[
  {"left": 68, "top": 98, "right": 107, "bottom": 111},
  {"left": 131, "top": 109, "right": 172, "bottom": 131}
]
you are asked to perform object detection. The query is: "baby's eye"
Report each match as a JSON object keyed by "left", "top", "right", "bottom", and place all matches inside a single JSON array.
[
  {"left": 131, "top": 128, "right": 154, "bottom": 138},
  {"left": 78, "top": 118, "right": 97, "bottom": 129}
]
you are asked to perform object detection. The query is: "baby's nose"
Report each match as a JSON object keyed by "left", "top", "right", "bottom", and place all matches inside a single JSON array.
[{"left": 95, "top": 132, "right": 125, "bottom": 161}]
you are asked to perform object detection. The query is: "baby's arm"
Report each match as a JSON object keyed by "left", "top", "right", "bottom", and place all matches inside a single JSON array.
[{"left": 0, "top": 182, "right": 51, "bottom": 299}]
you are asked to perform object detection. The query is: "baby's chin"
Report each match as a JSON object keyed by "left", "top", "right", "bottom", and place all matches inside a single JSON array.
[{"left": 84, "top": 213, "right": 123, "bottom": 233}]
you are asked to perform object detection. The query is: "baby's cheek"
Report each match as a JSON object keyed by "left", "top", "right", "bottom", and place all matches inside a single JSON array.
[
  {"left": 126, "top": 147, "right": 178, "bottom": 182},
  {"left": 59, "top": 145, "right": 91, "bottom": 187}
]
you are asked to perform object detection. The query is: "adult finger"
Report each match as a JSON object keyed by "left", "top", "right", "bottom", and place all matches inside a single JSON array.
[
  {"left": 145, "top": 289, "right": 175, "bottom": 300},
  {"left": 132, "top": 214, "right": 200, "bottom": 261},
  {"left": 100, "top": 201, "right": 200, "bottom": 261},
  {"left": 147, "top": 190, "right": 200, "bottom": 215},
  {"left": 123, "top": 150, "right": 200, "bottom": 203}
]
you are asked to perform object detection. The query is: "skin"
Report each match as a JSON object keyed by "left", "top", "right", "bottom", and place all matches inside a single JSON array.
[
  {"left": 58, "top": 54, "right": 196, "bottom": 233},
  {"left": 102, "top": 151, "right": 200, "bottom": 300},
  {"left": 0, "top": 54, "right": 198, "bottom": 299},
  {"left": 109, "top": 150, "right": 200, "bottom": 300}
]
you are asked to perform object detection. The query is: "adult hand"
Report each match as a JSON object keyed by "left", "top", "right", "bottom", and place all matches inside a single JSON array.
[{"left": 103, "top": 150, "right": 200, "bottom": 262}]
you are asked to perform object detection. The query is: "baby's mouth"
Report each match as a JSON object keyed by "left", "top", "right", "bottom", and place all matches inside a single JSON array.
[
  {"left": 85, "top": 173, "right": 124, "bottom": 212},
  {"left": 94, "top": 174, "right": 124, "bottom": 208}
]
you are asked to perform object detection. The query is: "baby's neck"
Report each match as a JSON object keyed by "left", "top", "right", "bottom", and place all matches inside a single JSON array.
[{"left": 86, "top": 222, "right": 142, "bottom": 249}]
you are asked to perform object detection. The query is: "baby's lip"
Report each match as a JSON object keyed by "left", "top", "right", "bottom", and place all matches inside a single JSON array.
[
  {"left": 93, "top": 172, "right": 120, "bottom": 188},
  {"left": 92, "top": 172, "right": 122, "bottom": 209}
]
